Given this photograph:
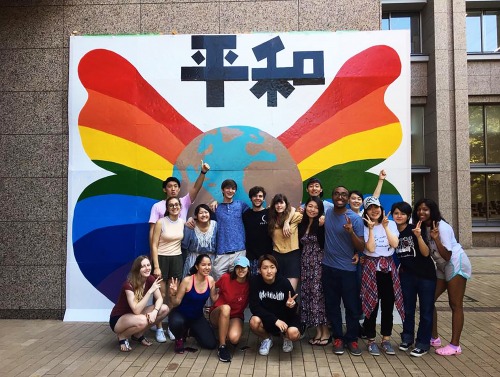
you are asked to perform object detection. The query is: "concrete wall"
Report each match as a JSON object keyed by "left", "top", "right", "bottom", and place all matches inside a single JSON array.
[{"left": 0, "top": 0, "right": 381, "bottom": 319}]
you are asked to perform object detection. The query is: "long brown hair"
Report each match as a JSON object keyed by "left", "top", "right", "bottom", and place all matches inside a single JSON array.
[
  {"left": 268, "top": 193, "right": 291, "bottom": 236},
  {"left": 128, "top": 255, "right": 150, "bottom": 303}
]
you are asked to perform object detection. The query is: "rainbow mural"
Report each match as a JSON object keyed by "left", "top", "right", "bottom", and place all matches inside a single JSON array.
[{"left": 67, "top": 32, "right": 410, "bottom": 320}]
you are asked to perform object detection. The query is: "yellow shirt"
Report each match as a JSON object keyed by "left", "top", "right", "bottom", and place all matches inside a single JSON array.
[{"left": 272, "top": 212, "right": 303, "bottom": 254}]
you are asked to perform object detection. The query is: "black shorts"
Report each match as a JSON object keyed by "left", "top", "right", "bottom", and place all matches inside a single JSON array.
[
  {"left": 272, "top": 249, "right": 301, "bottom": 279},
  {"left": 157, "top": 254, "right": 183, "bottom": 281},
  {"left": 109, "top": 315, "right": 121, "bottom": 332},
  {"left": 260, "top": 313, "right": 301, "bottom": 336}
]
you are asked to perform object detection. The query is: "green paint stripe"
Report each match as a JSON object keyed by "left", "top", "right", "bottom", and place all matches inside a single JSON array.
[{"left": 78, "top": 161, "right": 163, "bottom": 201}]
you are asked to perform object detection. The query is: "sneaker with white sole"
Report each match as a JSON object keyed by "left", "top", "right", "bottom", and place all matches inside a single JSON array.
[
  {"left": 282, "top": 338, "right": 293, "bottom": 353},
  {"left": 410, "top": 347, "right": 428, "bottom": 357},
  {"left": 218, "top": 345, "right": 232, "bottom": 362},
  {"left": 156, "top": 329, "right": 166, "bottom": 343},
  {"left": 367, "top": 341, "right": 380, "bottom": 356},
  {"left": 399, "top": 341, "right": 412, "bottom": 351},
  {"left": 166, "top": 326, "right": 176, "bottom": 341},
  {"left": 381, "top": 340, "right": 396, "bottom": 355},
  {"left": 259, "top": 338, "right": 273, "bottom": 356}
]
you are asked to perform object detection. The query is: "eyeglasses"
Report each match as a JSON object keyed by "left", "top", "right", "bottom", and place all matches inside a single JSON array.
[
  {"left": 333, "top": 192, "right": 348, "bottom": 198},
  {"left": 168, "top": 203, "right": 180, "bottom": 208}
]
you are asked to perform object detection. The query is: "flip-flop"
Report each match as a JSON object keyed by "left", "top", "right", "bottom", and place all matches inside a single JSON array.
[
  {"left": 131, "top": 335, "right": 152, "bottom": 347},
  {"left": 309, "top": 338, "right": 321, "bottom": 345},
  {"left": 316, "top": 337, "right": 331, "bottom": 346},
  {"left": 118, "top": 338, "right": 132, "bottom": 352}
]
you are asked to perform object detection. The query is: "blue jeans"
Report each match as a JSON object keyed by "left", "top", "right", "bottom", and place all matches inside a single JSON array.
[
  {"left": 322, "top": 265, "right": 360, "bottom": 343},
  {"left": 399, "top": 270, "right": 436, "bottom": 351}
]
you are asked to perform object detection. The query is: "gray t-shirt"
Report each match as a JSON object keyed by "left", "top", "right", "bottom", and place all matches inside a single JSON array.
[{"left": 323, "top": 208, "right": 364, "bottom": 272}]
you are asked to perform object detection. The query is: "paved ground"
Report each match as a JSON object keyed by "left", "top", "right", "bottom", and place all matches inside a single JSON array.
[{"left": 1, "top": 248, "right": 499, "bottom": 376}]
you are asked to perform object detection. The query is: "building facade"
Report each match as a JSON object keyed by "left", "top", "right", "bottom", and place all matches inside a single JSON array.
[{"left": 0, "top": 0, "right": 498, "bottom": 319}]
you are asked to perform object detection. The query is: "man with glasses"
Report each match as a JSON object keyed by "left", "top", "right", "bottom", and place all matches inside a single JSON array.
[{"left": 322, "top": 186, "right": 365, "bottom": 356}]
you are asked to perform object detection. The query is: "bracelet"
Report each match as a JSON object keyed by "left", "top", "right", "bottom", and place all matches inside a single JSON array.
[
  {"left": 201, "top": 171, "right": 207, "bottom": 175},
  {"left": 154, "top": 308, "right": 159, "bottom": 312}
]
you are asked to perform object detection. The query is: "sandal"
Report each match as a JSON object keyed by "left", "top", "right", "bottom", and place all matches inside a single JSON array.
[
  {"left": 316, "top": 337, "right": 331, "bottom": 346},
  {"left": 118, "top": 338, "right": 132, "bottom": 352},
  {"left": 309, "top": 337, "right": 321, "bottom": 345},
  {"left": 131, "top": 335, "right": 152, "bottom": 347}
]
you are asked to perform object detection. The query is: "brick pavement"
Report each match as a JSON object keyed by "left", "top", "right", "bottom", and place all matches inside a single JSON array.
[{"left": 1, "top": 248, "right": 499, "bottom": 376}]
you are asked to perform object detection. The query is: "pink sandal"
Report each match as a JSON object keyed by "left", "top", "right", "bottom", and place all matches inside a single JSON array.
[
  {"left": 430, "top": 337, "right": 441, "bottom": 347},
  {"left": 435, "top": 344, "right": 462, "bottom": 356}
]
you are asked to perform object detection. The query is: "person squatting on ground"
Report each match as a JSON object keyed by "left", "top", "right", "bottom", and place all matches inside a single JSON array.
[
  {"left": 209, "top": 256, "right": 251, "bottom": 362},
  {"left": 168, "top": 254, "right": 218, "bottom": 354},
  {"left": 109, "top": 256, "right": 169, "bottom": 352},
  {"left": 413, "top": 198, "right": 472, "bottom": 356},
  {"left": 249, "top": 255, "right": 301, "bottom": 355}
]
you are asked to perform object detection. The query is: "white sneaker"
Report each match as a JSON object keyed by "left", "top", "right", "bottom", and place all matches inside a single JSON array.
[
  {"left": 166, "top": 327, "right": 176, "bottom": 341},
  {"left": 156, "top": 329, "right": 166, "bottom": 343},
  {"left": 259, "top": 338, "right": 273, "bottom": 356},
  {"left": 282, "top": 338, "right": 293, "bottom": 353}
]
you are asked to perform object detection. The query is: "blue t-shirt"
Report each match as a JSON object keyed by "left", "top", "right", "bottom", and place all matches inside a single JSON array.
[
  {"left": 215, "top": 200, "right": 249, "bottom": 255},
  {"left": 323, "top": 208, "right": 364, "bottom": 272}
]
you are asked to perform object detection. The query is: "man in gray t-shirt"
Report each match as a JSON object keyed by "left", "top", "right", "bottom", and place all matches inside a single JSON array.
[{"left": 322, "top": 185, "right": 365, "bottom": 356}]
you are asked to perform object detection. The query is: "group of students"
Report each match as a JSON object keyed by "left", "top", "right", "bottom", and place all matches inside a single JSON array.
[{"left": 109, "top": 164, "right": 472, "bottom": 361}]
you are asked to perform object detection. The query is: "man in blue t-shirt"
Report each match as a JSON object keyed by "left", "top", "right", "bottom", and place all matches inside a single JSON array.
[
  {"left": 322, "top": 185, "right": 365, "bottom": 356},
  {"left": 213, "top": 179, "right": 249, "bottom": 280}
]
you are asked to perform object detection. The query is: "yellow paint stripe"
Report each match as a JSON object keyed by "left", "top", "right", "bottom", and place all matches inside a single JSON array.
[
  {"left": 78, "top": 126, "right": 173, "bottom": 180},
  {"left": 298, "top": 122, "right": 402, "bottom": 180}
]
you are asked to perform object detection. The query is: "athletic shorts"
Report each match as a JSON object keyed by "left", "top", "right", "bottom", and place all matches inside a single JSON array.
[
  {"left": 436, "top": 250, "right": 472, "bottom": 282},
  {"left": 158, "top": 254, "right": 184, "bottom": 281}
]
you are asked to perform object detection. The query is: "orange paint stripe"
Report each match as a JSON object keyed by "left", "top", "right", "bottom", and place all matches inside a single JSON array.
[
  {"left": 79, "top": 90, "right": 185, "bottom": 162},
  {"left": 288, "top": 86, "right": 398, "bottom": 163}
]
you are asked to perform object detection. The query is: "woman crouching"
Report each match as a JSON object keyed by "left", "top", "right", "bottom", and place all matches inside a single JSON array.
[{"left": 109, "top": 255, "right": 170, "bottom": 352}]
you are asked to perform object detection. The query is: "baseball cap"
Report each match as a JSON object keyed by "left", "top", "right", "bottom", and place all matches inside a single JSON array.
[
  {"left": 363, "top": 196, "right": 381, "bottom": 209},
  {"left": 234, "top": 256, "right": 250, "bottom": 268}
]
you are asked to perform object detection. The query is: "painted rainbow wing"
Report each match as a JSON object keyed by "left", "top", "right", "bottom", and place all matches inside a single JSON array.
[
  {"left": 72, "top": 44, "right": 405, "bottom": 304},
  {"left": 280, "top": 45, "right": 404, "bottom": 208},
  {"left": 73, "top": 49, "right": 202, "bottom": 302}
]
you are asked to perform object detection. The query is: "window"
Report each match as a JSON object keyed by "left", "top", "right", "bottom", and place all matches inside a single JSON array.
[
  {"left": 411, "top": 106, "right": 425, "bottom": 165},
  {"left": 466, "top": 10, "right": 500, "bottom": 53},
  {"left": 469, "top": 105, "right": 500, "bottom": 223},
  {"left": 382, "top": 12, "right": 421, "bottom": 54},
  {"left": 411, "top": 106, "right": 427, "bottom": 203}
]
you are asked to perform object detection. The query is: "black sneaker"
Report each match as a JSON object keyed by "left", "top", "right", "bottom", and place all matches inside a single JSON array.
[
  {"left": 218, "top": 345, "right": 232, "bottom": 362},
  {"left": 346, "top": 341, "right": 362, "bottom": 356},
  {"left": 332, "top": 338, "right": 344, "bottom": 355},
  {"left": 410, "top": 347, "right": 428, "bottom": 357},
  {"left": 399, "top": 341, "right": 412, "bottom": 351}
]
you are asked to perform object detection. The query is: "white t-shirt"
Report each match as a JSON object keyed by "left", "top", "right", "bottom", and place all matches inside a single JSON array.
[{"left": 363, "top": 221, "right": 399, "bottom": 258}]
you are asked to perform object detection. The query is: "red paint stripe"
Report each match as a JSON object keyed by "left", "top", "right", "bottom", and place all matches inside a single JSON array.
[
  {"left": 279, "top": 45, "right": 401, "bottom": 148},
  {"left": 78, "top": 49, "right": 201, "bottom": 146}
]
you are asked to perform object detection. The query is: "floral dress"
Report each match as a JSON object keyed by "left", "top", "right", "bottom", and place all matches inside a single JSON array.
[{"left": 300, "top": 232, "right": 328, "bottom": 326}]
